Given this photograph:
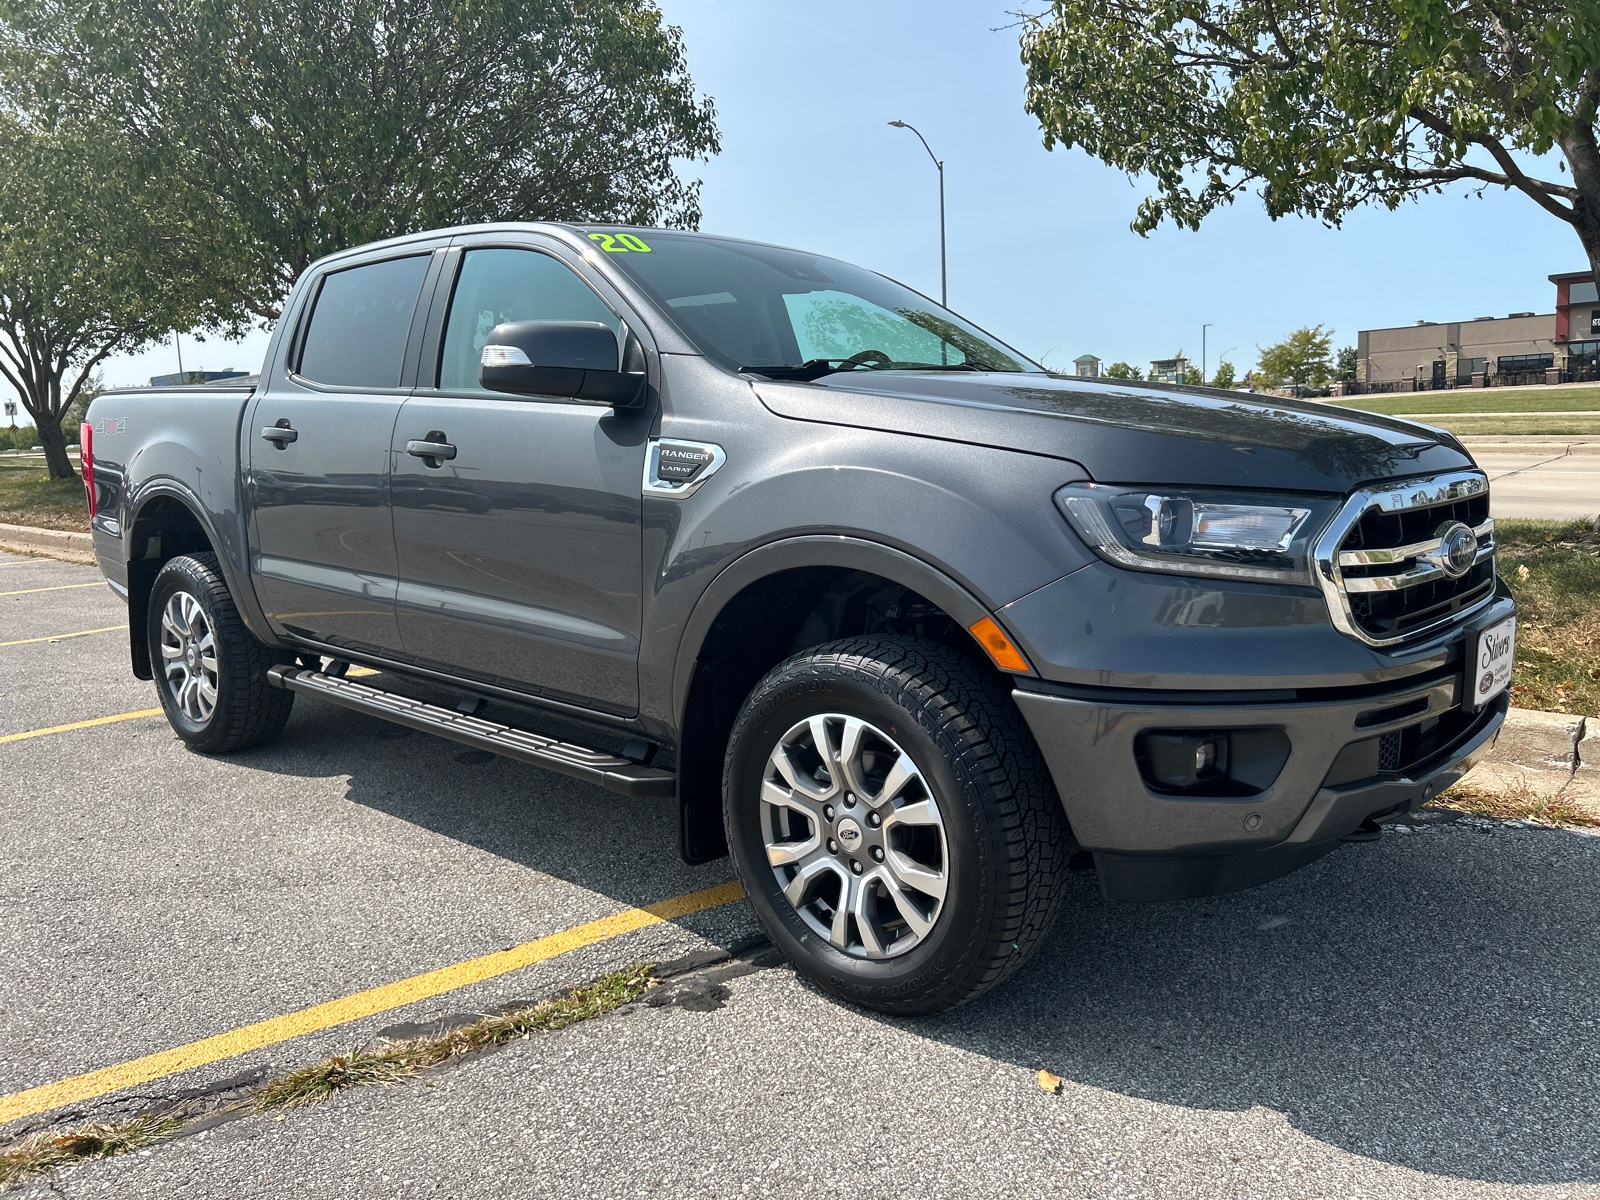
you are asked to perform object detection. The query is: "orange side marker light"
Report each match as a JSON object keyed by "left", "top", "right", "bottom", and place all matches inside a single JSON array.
[{"left": 967, "top": 616, "right": 1030, "bottom": 673}]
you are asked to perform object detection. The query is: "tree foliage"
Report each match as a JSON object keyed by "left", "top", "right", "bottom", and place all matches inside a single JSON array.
[
  {"left": 1335, "top": 344, "right": 1359, "bottom": 381},
  {"left": 0, "top": 122, "right": 208, "bottom": 477},
  {"left": 1104, "top": 360, "right": 1143, "bottom": 379},
  {"left": 1020, "top": 0, "right": 1600, "bottom": 276},
  {"left": 1210, "top": 360, "right": 1237, "bottom": 389},
  {"left": 3, "top": 0, "right": 720, "bottom": 321},
  {"left": 1257, "top": 324, "right": 1334, "bottom": 388}
]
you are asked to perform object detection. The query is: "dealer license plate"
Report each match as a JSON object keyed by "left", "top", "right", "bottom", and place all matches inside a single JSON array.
[{"left": 1471, "top": 616, "right": 1516, "bottom": 709}]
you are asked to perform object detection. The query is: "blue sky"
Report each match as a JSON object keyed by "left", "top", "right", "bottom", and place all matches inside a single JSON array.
[{"left": 102, "top": 0, "right": 1581, "bottom": 387}]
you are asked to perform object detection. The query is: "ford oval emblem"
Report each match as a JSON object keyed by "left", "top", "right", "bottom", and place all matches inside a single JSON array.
[{"left": 1435, "top": 521, "right": 1478, "bottom": 579}]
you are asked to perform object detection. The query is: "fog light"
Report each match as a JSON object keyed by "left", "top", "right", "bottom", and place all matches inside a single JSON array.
[{"left": 1136, "top": 731, "right": 1230, "bottom": 792}]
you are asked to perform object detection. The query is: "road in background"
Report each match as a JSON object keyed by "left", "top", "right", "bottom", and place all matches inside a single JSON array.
[{"left": 1459, "top": 439, "right": 1600, "bottom": 521}]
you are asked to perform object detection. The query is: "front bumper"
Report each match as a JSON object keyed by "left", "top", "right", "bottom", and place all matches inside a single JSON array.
[{"left": 1012, "top": 608, "right": 1512, "bottom": 901}]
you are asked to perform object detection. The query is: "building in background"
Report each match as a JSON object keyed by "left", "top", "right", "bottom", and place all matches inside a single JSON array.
[
  {"left": 1072, "top": 354, "right": 1100, "bottom": 378},
  {"left": 1550, "top": 271, "right": 1600, "bottom": 372},
  {"left": 1149, "top": 356, "right": 1191, "bottom": 384},
  {"left": 148, "top": 369, "right": 250, "bottom": 387},
  {"left": 1352, "top": 270, "right": 1600, "bottom": 389}
]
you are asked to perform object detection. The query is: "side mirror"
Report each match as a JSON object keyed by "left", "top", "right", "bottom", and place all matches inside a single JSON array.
[{"left": 479, "top": 320, "right": 646, "bottom": 409}]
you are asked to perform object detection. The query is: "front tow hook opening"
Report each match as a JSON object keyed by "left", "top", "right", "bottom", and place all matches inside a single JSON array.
[{"left": 1342, "top": 818, "right": 1384, "bottom": 843}]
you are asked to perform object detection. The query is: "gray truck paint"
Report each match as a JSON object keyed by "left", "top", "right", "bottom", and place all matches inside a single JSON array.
[{"left": 85, "top": 220, "right": 1510, "bottom": 899}]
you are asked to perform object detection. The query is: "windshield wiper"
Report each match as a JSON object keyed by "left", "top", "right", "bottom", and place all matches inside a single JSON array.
[
  {"left": 739, "top": 358, "right": 994, "bottom": 382},
  {"left": 738, "top": 359, "right": 853, "bottom": 382}
]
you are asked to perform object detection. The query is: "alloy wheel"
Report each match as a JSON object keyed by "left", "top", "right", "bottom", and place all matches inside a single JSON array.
[
  {"left": 160, "top": 590, "right": 218, "bottom": 724},
  {"left": 761, "top": 713, "right": 949, "bottom": 959}
]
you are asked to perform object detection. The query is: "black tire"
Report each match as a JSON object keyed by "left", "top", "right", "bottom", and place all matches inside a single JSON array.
[
  {"left": 722, "top": 636, "right": 1072, "bottom": 1016},
  {"left": 147, "top": 552, "right": 294, "bottom": 754}
]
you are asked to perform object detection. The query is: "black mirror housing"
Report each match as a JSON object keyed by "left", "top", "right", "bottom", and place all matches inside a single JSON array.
[{"left": 479, "top": 320, "right": 646, "bottom": 408}]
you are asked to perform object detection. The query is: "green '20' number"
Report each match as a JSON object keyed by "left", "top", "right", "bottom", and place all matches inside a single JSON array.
[{"left": 588, "top": 232, "right": 652, "bottom": 253}]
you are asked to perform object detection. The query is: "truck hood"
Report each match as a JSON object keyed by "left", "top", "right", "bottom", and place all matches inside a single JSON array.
[{"left": 752, "top": 371, "right": 1475, "bottom": 494}]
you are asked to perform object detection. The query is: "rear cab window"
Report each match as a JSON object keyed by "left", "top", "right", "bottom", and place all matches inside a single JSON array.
[{"left": 297, "top": 255, "right": 432, "bottom": 388}]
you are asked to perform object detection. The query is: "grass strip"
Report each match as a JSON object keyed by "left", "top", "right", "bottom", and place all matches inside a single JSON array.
[
  {"left": 1325, "top": 387, "right": 1600, "bottom": 415},
  {"left": 1496, "top": 520, "right": 1600, "bottom": 717},
  {"left": 1429, "top": 780, "right": 1600, "bottom": 827},
  {"left": 0, "top": 459, "right": 87, "bottom": 533},
  {"left": 0, "top": 963, "right": 654, "bottom": 1189},
  {"left": 1, "top": 1113, "right": 185, "bottom": 1188},
  {"left": 256, "top": 961, "right": 654, "bottom": 1110}
]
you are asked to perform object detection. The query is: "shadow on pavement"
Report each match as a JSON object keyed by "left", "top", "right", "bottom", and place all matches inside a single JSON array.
[
  {"left": 237, "top": 688, "right": 1599, "bottom": 1185},
  {"left": 914, "top": 818, "right": 1600, "bottom": 1186},
  {"left": 235, "top": 686, "right": 739, "bottom": 935}
]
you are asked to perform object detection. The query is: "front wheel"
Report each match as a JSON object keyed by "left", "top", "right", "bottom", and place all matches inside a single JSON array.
[
  {"left": 148, "top": 552, "right": 293, "bottom": 754},
  {"left": 722, "top": 636, "right": 1072, "bottom": 1015}
]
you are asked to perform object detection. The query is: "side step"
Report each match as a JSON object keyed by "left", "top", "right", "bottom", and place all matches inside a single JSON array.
[{"left": 267, "top": 666, "right": 675, "bottom": 799}]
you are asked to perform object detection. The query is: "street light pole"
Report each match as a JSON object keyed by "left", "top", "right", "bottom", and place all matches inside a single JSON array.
[
  {"left": 1202, "top": 323, "right": 1212, "bottom": 386},
  {"left": 888, "top": 120, "right": 946, "bottom": 308}
]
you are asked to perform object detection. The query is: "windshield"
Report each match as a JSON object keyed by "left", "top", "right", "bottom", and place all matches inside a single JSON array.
[{"left": 582, "top": 229, "right": 1041, "bottom": 377}]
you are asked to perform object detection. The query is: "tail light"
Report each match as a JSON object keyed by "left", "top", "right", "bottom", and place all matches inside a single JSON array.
[{"left": 80, "top": 422, "right": 95, "bottom": 519}]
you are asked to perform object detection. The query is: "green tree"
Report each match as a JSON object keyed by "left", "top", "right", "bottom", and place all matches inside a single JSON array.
[
  {"left": 1257, "top": 325, "right": 1334, "bottom": 389},
  {"left": 1104, "top": 361, "right": 1143, "bottom": 379},
  {"left": 4, "top": 0, "right": 720, "bottom": 321},
  {"left": 1334, "top": 345, "right": 1359, "bottom": 382},
  {"left": 1019, "top": 1, "right": 1600, "bottom": 281},
  {"left": 1210, "top": 360, "right": 1237, "bottom": 389},
  {"left": 0, "top": 123, "right": 204, "bottom": 478}
]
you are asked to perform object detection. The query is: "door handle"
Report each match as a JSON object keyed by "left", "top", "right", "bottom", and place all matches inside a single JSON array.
[
  {"left": 260, "top": 423, "right": 298, "bottom": 446},
  {"left": 405, "top": 437, "right": 456, "bottom": 463}
]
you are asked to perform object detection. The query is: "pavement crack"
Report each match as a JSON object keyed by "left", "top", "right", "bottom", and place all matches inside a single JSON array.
[{"left": 1486, "top": 443, "right": 1575, "bottom": 482}]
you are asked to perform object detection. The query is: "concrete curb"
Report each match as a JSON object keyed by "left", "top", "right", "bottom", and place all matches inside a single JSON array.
[
  {"left": 0, "top": 521, "right": 95, "bottom": 565},
  {"left": 1463, "top": 706, "right": 1597, "bottom": 808}
]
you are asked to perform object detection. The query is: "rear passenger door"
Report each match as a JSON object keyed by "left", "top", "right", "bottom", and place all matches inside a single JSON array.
[
  {"left": 247, "top": 251, "right": 441, "bottom": 656},
  {"left": 390, "top": 239, "right": 651, "bottom": 716}
]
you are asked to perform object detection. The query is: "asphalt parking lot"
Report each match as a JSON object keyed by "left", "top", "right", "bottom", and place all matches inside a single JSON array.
[{"left": 5, "top": 551, "right": 1600, "bottom": 1199}]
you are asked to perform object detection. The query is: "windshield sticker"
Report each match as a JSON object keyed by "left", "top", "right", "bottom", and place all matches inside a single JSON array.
[{"left": 589, "top": 232, "right": 653, "bottom": 253}]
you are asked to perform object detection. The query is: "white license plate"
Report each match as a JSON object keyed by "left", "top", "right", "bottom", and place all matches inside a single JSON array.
[{"left": 1472, "top": 616, "right": 1516, "bottom": 709}]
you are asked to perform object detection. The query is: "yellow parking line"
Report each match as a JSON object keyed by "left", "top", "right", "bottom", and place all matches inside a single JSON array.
[
  {"left": 0, "top": 880, "right": 745, "bottom": 1123},
  {"left": 0, "top": 708, "right": 164, "bottom": 744},
  {"left": 0, "top": 582, "right": 102, "bottom": 597},
  {"left": 0, "top": 624, "right": 127, "bottom": 648}
]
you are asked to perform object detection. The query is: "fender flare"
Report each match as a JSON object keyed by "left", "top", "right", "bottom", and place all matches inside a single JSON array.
[
  {"left": 123, "top": 480, "right": 279, "bottom": 676},
  {"left": 671, "top": 534, "right": 1001, "bottom": 728}
]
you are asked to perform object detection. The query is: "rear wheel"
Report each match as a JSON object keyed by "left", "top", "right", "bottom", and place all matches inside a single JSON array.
[
  {"left": 723, "top": 636, "right": 1072, "bottom": 1015},
  {"left": 148, "top": 552, "right": 293, "bottom": 753}
]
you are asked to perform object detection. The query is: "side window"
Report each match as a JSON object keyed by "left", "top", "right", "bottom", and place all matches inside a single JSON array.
[
  {"left": 437, "top": 248, "right": 621, "bottom": 392},
  {"left": 297, "top": 255, "right": 431, "bottom": 389}
]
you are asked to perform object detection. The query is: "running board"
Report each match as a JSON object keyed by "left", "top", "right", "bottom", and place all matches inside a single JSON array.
[{"left": 267, "top": 666, "right": 675, "bottom": 799}]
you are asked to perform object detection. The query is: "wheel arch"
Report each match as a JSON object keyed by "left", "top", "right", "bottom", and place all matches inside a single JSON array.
[
  {"left": 671, "top": 536, "right": 1030, "bottom": 864},
  {"left": 123, "top": 483, "right": 268, "bottom": 679}
]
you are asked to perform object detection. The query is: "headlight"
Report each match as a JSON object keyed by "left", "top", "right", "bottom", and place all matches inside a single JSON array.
[{"left": 1054, "top": 483, "right": 1338, "bottom": 584}]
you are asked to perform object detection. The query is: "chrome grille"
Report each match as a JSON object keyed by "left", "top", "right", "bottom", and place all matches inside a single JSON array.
[{"left": 1313, "top": 471, "right": 1496, "bottom": 647}]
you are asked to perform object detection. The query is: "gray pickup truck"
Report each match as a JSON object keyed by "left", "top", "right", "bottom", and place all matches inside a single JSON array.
[{"left": 83, "top": 222, "right": 1514, "bottom": 1014}]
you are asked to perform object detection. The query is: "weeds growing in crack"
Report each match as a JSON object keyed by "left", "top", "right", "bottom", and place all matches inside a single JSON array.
[
  {"left": 254, "top": 962, "right": 655, "bottom": 1110},
  {"left": 1, "top": 1113, "right": 184, "bottom": 1187},
  {"left": 1430, "top": 780, "right": 1600, "bottom": 826},
  {"left": 0, "top": 963, "right": 656, "bottom": 1187}
]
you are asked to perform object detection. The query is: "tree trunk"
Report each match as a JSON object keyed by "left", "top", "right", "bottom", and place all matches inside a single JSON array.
[
  {"left": 1559, "top": 129, "right": 1600, "bottom": 284},
  {"left": 34, "top": 408, "right": 77, "bottom": 480}
]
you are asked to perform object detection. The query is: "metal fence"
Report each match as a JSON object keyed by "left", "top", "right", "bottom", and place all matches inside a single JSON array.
[
  {"left": 1343, "top": 364, "right": 1599, "bottom": 395},
  {"left": 1487, "top": 370, "right": 1549, "bottom": 388}
]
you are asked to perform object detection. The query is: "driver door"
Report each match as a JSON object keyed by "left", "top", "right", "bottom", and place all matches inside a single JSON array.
[{"left": 390, "top": 240, "right": 650, "bottom": 715}]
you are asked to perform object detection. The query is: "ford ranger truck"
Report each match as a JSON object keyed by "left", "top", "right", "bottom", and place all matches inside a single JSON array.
[{"left": 81, "top": 223, "right": 1514, "bottom": 1015}]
